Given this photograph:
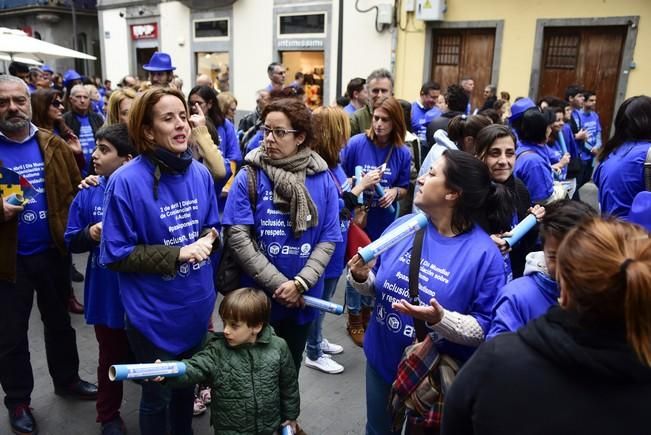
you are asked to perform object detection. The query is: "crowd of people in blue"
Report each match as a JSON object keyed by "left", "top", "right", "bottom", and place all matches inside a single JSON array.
[{"left": 1, "top": 50, "right": 650, "bottom": 435}]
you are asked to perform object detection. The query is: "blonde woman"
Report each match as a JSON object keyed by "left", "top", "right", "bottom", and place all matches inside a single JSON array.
[
  {"left": 217, "top": 92, "right": 238, "bottom": 123},
  {"left": 106, "top": 87, "right": 137, "bottom": 125}
]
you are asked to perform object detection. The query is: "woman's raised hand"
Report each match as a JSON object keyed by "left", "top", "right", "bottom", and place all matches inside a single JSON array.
[
  {"left": 490, "top": 233, "right": 511, "bottom": 254},
  {"left": 189, "top": 103, "right": 206, "bottom": 128},
  {"left": 359, "top": 168, "right": 382, "bottom": 190},
  {"left": 66, "top": 132, "right": 83, "bottom": 154},
  {"left": 392, "top": 297, "right": 445, "bottom": 325},
  {"left": 529, "top": 204, "right": 545, "bottom": 222},
  {"left": 347, "top": 253, "right": 375, "bottom": 283}
]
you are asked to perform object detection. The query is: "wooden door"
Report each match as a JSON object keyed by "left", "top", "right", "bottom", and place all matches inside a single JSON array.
[
  {"left": 430, "top": 29, "right": 495, "bottom": 111},
  {"left": 538, "top": 26, "right": 626, "bottom": 139}
]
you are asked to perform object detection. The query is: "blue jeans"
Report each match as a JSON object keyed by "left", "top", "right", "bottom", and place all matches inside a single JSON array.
[
  {"left": 306, "top": 277, "right": 339, "bottom": 360},
  {"left": 365, "top": 362, "right": 400, "bottom": 435},
  {"left": 126, "top": 319, "right": 203, "bottom": 435},
  {"left": 346, "top": 281, "right": 374, "bottom": 314}
]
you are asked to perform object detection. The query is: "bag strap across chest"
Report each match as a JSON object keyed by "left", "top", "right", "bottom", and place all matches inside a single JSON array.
[{"left": 409, "top": 228, "right": 428, "bottom": 342}]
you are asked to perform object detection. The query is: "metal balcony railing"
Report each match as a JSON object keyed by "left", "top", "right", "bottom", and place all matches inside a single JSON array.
[{"left": 0, "top": 0, "right": 97, "bottom": 10}]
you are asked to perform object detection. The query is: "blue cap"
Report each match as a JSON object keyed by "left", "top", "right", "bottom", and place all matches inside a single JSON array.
[
  {"left": 627, "top": 191, "right": 651, "bottom": 233},
  {"left": 143, "top": 52, "right": 176, "bottom": 72},
  {"left": 508, "top": 98, "right": 536, "bottom": 123},
  {"left": 41, "top": 64, "right": 54, "bottom": 74},
  {"left": 63, "top": 69, "right": 82, "bottom": 86}
]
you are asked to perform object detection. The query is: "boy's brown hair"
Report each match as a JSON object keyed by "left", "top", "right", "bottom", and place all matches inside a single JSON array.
[{"left": 218, "top": 288, "right": 271, "bottom": 328}]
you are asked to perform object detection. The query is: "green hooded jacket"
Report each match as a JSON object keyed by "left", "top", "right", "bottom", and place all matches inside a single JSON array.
[{"left": 168, "top": 325, "right": 299, "bottom": 435}]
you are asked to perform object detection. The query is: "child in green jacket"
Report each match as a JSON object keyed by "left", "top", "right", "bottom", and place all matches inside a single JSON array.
[{"left": 160, "top": 287, "right": 300, "bottom": 435}]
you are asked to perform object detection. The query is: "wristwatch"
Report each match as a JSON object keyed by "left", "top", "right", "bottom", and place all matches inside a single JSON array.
[{"left": 293, "top": 276, "right": 308, "bottom": 294}]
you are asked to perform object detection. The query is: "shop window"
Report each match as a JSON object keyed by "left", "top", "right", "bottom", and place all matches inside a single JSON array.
[
  {"left": 196, "top": 52, "right": 230, "bottom": 92},
  {"left": 434, "top": 34, "right": 461, "bottom": 66},
  {"left": 279, "top": 13, "right": 326, "bottom": 35},
  {"left": 281, "top": 51, "right": 324, "bottom": 109},
  {"left": 544, "top": 34, "right": 579, "bottom": 69},
  {"left": 194, "top": 19, "right": 229, "bottom": 40}
]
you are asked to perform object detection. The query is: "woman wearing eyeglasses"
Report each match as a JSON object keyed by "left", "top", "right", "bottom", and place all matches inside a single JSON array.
[
  {"left": 340, "top": 96, "right": 412, "bottom": 346},
  {"left": 222, "top": 98, "right": 342, "bottom": 372}
]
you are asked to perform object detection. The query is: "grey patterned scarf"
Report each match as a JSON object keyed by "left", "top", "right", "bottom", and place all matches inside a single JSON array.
[{"left": 246, "top": 146, "right": 328, "bottom": 237}]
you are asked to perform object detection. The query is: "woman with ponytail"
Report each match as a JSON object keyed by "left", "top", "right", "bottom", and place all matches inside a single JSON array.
[
  {"left": 443, "top": 218, "right": 651, "bottom": 435},
  {"left": 347, "top": 149, "right": 508, "bottom": 434}
]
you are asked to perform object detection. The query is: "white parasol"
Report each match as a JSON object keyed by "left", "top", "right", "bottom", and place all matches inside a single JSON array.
[{"left": 0, "top": 27, "right": 96, "bottom": 63}]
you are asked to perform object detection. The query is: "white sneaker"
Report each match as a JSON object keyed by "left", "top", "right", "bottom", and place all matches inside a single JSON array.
[
  {"left": 305, "top": 354, "right": 344, "bottom": 374},
  {"left": 320, "top": 338, "right": 344, "bottom": 355}
]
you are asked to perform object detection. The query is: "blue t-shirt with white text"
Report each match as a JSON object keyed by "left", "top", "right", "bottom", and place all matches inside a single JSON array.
[
  {"left": 578, "top": 110, "right": 602, "bottom": 160},
  {"left": 340, "top": 133, "right": 411, "bottom": 239},
  {"left": 364, "top": 215, "right": 505, "bottom": 384},
  {"left": 0, "top": 134, "right": 52, "bottom": 255},
  {"left": 222, "top": 166, "right": 342, "bottom": 325},
  {"left": 76, "top": 114, "right": 96, "bottom": 176},
  {"left": 100, "top": 156, "right": 220, "bottom": 354},
  {"left": 411, "top": 102, "right": 441, "bottom": 145},
  {"left": 65, "top": 177, "right": 125, "bottom": 328}
]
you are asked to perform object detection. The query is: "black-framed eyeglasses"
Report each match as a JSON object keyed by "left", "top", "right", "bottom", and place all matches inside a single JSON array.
[
  {"left": 51, "top": 100, "right": 63, "bottom": 108},
  {"left": 260, "top": 126, "right": 298, "bottom": 140}
]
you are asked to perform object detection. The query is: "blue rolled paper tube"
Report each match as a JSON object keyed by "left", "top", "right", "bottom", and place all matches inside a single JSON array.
[
  {"left": 355, "top": 166, "right": 364, "bottom": 205},
  {"left": 358, "top": 213, "right": 429, "bottom": 263},
  {"left": 374, "top": 184, "right": 395, "bottom": 215},
  {"left": 502, "top": 213, "right": 537, "bottom": 247},
  {"left": 109, "top": 362, "right": 186, "bottom": 381},
  {"left": 281, "top": 425, "right": 295, "bottom": 435},
  {"left": 303, "top": 295, "right": 344, "bottom": 315}
]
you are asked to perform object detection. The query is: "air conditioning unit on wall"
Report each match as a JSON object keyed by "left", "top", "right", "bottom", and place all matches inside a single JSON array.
[{"left": 415, "top": 0, "right": 446, "bottom": 21}]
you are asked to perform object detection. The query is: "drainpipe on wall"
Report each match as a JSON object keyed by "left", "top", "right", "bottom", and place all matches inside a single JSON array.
[{"left": 336, "top": 0, "right": 344, "bottom": 98}]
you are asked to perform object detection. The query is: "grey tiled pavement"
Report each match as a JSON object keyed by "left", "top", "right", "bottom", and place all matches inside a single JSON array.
[{"left": 13, "top": 257, "right": 366, "bottom": 435}]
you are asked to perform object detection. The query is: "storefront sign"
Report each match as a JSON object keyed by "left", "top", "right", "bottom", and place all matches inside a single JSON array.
[
  {"left": 131, "top": 23, "right": 158, "bottom": 40},
  {"left": 277, "top": 38, "right": 324, "bottom": 50}
]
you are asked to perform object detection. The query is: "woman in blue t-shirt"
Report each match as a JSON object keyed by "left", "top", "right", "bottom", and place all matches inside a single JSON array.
[
  {"left": 348, "top": 150, "right": 509, "bottom": 435},
  {"left": 475, "top": 124, "right": 542, "bottom": 280},
  {"left": 594, "top": 95, "right": 651, "bottom": 218},
  {"left": 340, "top": 96, "right": 412, "bottom": 347},
  {"left": 100, "top": 88, "right": 221, "bottom": 435},
  {"left": 222, "top": 98, "right": 342, "bottom": 372},
  {"left": 188, "top": 86, "right": 242, "bottom": 211}
]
